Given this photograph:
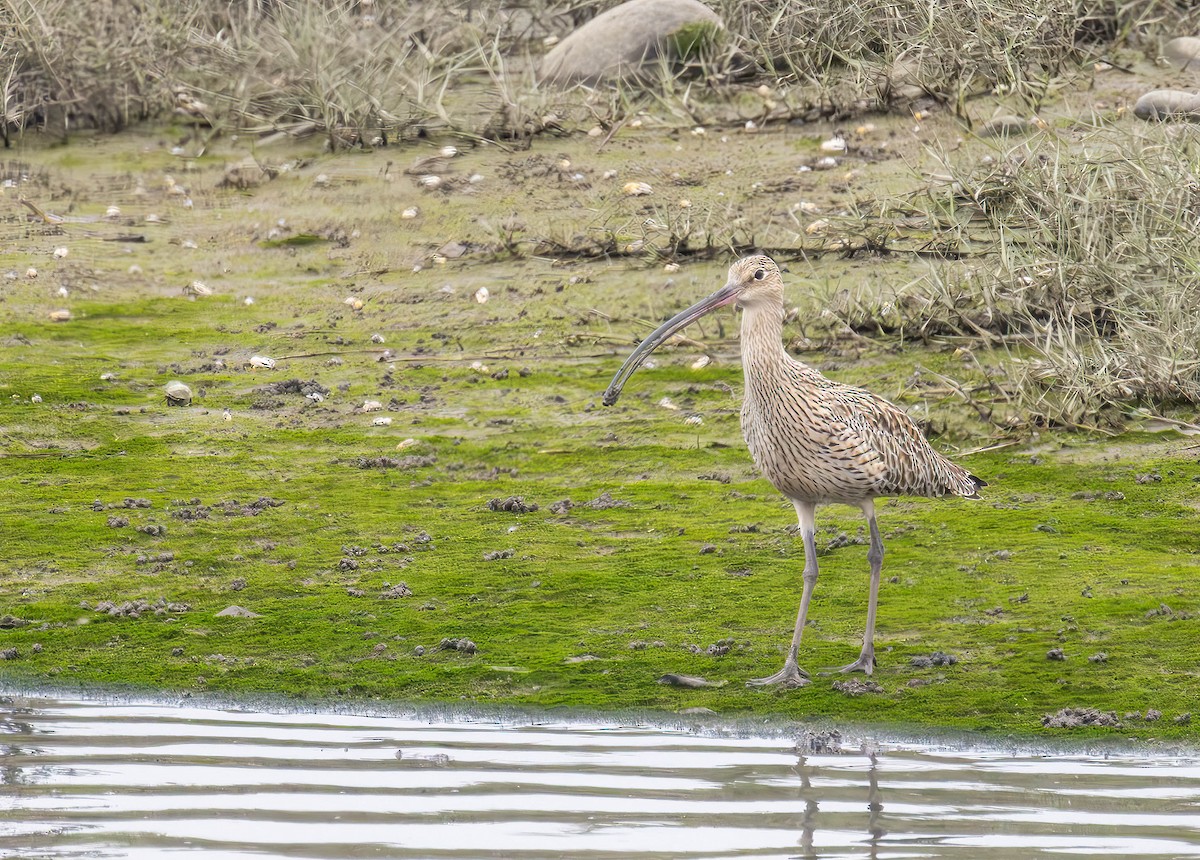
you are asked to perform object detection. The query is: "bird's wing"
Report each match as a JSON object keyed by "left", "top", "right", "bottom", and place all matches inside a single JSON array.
[{"left": 823, "top": 387, "right": 976, "bottom": 498}]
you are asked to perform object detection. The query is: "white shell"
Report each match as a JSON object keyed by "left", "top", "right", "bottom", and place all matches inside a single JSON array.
[{"left": 164, "top": 380, "right": 192, "bottom": 405}]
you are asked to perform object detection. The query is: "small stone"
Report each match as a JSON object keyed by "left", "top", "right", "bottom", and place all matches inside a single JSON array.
[
  {"left": 1046, "top": 648, "right": 1066, "bottom": 661},
  {"left": 215, "top": 605, "right": 261, "bottom": 618}
]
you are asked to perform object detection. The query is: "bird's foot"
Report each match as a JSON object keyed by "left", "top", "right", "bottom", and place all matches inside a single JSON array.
[
  {"left": 746, "top": 662, "right": 811, "bottom": 689},
  {"left": 836, "top": 652, "right": 876, "bottom": 675}
]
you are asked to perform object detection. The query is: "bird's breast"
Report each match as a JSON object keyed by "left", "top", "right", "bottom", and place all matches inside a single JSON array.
[{"left": 740, "top": 382, "right": 881, "bottom": 504}]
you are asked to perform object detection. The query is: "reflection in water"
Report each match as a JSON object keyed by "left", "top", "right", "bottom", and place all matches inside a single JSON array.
[
  {"left": 2, "top": 694, "right": 1200, "bottom": 859},
  {"left": 867, "top": 751, "right": 884, "bottom": 859}
]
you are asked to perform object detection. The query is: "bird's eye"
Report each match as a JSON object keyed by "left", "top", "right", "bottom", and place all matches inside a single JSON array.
[{"left": 753, "top": 268, "right": 765, "bottom": 281}]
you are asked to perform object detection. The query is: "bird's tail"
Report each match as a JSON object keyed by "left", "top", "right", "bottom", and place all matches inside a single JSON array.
[{"left": 963, "top": 473, "right": 987, "bottom": 500}]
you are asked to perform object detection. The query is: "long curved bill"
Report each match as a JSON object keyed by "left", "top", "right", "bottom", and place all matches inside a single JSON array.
[{"left": 602, "top": 281, "right": 740, "bottom": 406}]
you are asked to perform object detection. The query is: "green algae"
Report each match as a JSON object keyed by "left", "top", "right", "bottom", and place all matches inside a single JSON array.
[{"left": 0, "top": 124, "right": 1197, "bottom": 740}]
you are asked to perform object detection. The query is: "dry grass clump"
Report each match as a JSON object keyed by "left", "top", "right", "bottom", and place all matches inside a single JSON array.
[
  {"left": 721, "top": 0, "right": 1077, "bottom": 115},
  {"left": 1, "top": 0, "right": 205, "bottom": 138},
  {"left": 905, "top": 126, "right": 1200, "bottom": 429},
  {"left": 5, "top": 0, "right": 1198, "bottom": 145}
]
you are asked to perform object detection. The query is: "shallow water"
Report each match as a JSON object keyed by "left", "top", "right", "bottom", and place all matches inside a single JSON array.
[{"left": 2, "top": 695, "right": 1199, "bottom": 859}]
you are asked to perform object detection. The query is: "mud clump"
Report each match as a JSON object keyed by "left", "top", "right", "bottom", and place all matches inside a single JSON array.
[
  {"left": 354, "top": 455, "right": 437, "bottom": 470},
  {"left": 826, "top": 531, "right": 866, "bottom": 550},
  {"left": 380, "top": 582, "right": 413, "bottom": 599},
  {"left": 253, "top": 378, "right": 330, "bottom": 398},
  {"left": 1041, "top": 707, "right": 1121, "bottom": 728},
  {"left": 438, "top": 637, "right": 477, "bottom": 654},
  {"left": 487, "top": 496, "right": 538, "bottom": 513},
  {"left": 94, "top": 498, "right": 152, "bottom": 511},
  {"left": 795, "top": 729, "right": 844, "bottom": 755},
  {"left": 910, "top": 651, "right": 957, "bottom": 668},
  {"left": 585, "top": 491, "right": 629, "bottom": 510},
  {"left": 833, "top": 679, "right": 883, "bottom": 696},
  {"left": 483, "top": 548, "right": 514, "bottom": 561},
  {"left": 94, "top": 598, "right": 191, "bottom": 618},
  {"left": 170, "top": 497, "right": 286, "bottom": 519},
  {"left": 1071, "top": 490, "right": 1125, "bottom": 501},
  {"left": 546, "top": 491, "right": 629, "bottom": 513}
]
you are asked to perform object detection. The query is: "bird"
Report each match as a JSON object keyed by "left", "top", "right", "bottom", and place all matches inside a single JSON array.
[{"left": 602, "top": 255, "right": 985, "bottom": 688}]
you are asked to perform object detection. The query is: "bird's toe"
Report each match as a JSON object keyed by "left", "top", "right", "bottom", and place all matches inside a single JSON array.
[
  {"left": 746, "top": 664, "right": 811, "bottom": 688},
  {"left": 835, "top": 654, "right": 876, "bottom": 675}
]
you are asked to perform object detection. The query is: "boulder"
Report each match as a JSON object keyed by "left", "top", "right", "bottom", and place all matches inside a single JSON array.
[
  {"left": 1133, "top": 89, "right": 1200, "bottom": 121},
  {"left": 1163, "top": 36, "right": 1200, "bottom": 70},
  {"left": 539, "top": 0, "right": 724, "bottom": 86}
]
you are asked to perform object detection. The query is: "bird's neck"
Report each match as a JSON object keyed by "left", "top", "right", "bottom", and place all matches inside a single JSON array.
[
  {"left": 738, "top": 301, "right": 820, "bottom": 384},
  {"left": 739, "top": 301, "right": 788, "bottom": 368}
]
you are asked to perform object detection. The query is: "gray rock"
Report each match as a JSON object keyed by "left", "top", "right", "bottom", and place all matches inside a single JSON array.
[
  {"left": 979, "top": 115, "right": 1032, "bottom": 138},
  {"left": 1133, "top": 89, "right": 1200, "bottom": 121},
  {"left": 1164, "top": 36, "right": 1200, "bottom": 70},
  {"left": 540, "top": 0, "right": 724, "bottom": 86},
  {"left": 215, "top": 605, "right": 261, "bottom": 618}
]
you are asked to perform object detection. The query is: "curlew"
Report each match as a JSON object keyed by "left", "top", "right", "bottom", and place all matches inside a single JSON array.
[{"left": 602, "top": 255, "right": 985, "bottom": 688}]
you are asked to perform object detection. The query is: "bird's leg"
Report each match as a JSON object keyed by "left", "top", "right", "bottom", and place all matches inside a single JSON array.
[
  {"left": 839, "top": 500, "right": 883, "bottom": 675},
  {"left": 748, "top": 500, "right": 817, "bottom": 688}
]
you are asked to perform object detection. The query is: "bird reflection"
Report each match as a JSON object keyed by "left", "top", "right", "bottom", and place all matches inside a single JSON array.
[
  {"left": 868, "top": 750, "right": 885, "bottom": 858},
  {"left": 792, "top": 734, "right": 886, "bottom": 858}
]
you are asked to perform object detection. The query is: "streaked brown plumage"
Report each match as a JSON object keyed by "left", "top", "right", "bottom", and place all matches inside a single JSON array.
[{"left": 603, "top": 255, "right": 984, "bottom": 687}]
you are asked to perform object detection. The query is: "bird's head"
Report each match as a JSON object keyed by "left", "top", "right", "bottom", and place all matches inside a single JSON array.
[
  {"left": 601, "top": 254, "right": 783, "bottom": 406},
  {"left": 722, "top": 254, "right": 784, "bottom": 310}
]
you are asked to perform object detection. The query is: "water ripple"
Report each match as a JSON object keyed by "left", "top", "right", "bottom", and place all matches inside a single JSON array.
[{"left": 2, "top": 695, "right": 1199, "bottom": 859}]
